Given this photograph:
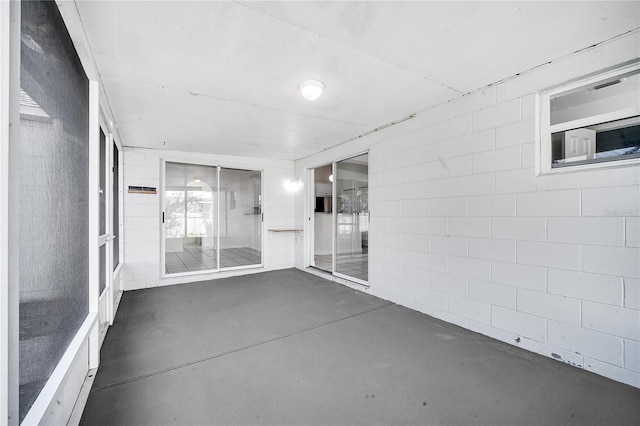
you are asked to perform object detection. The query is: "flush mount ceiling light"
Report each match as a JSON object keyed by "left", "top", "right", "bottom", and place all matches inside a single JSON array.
[{"left": 299, "top": 80, "right": 325, "bottom": 101}]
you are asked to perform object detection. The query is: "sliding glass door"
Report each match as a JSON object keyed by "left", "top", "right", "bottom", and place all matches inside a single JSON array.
[
  {"left": 164, "top": 162, "right": 218, "bottom": 274},
  {"left": 163, "top": 162, "right": 262, "bottom": 275},
  {"left": 219, "top": 168, "right": 262, "bottom": 268},
  {"left": 334, "top": 153, "right": 369, "bottom": 283}
]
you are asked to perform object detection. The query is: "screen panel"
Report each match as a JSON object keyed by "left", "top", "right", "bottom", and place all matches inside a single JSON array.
[{"left": 19, "top": 1, "right": 90, "bottom": 420}]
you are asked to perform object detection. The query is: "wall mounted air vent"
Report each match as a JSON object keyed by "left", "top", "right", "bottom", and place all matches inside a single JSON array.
[{"left": 128, "top": 186, "right": 157, "bottom": 194}]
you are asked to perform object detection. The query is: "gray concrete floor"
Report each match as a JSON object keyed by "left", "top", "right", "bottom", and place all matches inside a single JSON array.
[{"left": 81, "top": 269, "right": 640, "bottom": 425}]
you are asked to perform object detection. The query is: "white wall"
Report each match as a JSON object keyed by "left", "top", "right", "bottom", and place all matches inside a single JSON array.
[
  {"left": 295, "top": 32, "right": 640, "bottom": 387},
  {"left": 123, "top": 147, "right": 296, "bottom": 290}
]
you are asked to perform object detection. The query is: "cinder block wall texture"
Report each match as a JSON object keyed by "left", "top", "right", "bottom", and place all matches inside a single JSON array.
[{"left": 295, "top": 32, "right": 640, "bottom": 387}]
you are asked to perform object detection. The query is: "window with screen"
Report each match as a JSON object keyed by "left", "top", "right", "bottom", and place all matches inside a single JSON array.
[{"left": 19, "top": 1, "right": 90, "bottom": 420}]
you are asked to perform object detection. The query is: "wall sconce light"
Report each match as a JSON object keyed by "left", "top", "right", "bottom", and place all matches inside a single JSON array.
[
  {"left": 285, "top": 179, "right": 303, "bottom": 191},
  {"left": 299, "top": 80, "right": 325, "bottom": 101}
]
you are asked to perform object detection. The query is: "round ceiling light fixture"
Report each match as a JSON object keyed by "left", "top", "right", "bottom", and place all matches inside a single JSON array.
[{"left": 299, "top": 80, "right": 325, "bottom": 101}]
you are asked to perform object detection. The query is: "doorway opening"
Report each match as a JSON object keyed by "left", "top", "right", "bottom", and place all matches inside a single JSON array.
[
  {"left": 312, "top": 164, "right": 333, "bottom": 272},
  {"left": 308, "top": 153, "right": 369, "bottom": 285}
]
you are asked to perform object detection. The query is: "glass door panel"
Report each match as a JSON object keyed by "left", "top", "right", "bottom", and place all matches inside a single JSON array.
[
  {"left": 164, "top": 162, "right": 217, "bottom": 274},
  {"left": 219, "top": 168, "right": 262, "bottom": 268},
  {"left": 98, "top": 128, "right": 107, "bottom": 295},
  {"left": 312, "top": 164, "right": 333, "bottom": 272},
  {"left": 334, "top": 153, "right": 368, "bottom": 283},
  {"left": 112, "top": 143, "right": 120, "bottom": 271}
]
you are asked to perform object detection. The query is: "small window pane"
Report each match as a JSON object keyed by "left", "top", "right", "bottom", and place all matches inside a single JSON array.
[
  {"left": 551, "top": 116, "right": 640, "bottom": 167},
  {"left": 165, "top": 190, "right": 186, "bottom": 238},
  {"left": 550, "top": 69, "right": 640, "bottom": 125}
]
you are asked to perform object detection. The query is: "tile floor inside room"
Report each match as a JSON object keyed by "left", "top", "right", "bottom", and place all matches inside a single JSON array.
[
  {"left": 165, "top": 244, "right": 261, "bottom": 273},
  {"left": 314, "top": 249, "right": 368, "bottom": 281},
  {"left": 81, "top": 269, "right": 640, "bottom": 426}
]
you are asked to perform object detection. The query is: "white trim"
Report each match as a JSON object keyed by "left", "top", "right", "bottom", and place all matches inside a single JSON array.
[
  {"left": 0, "top": 2, "right": 19, "bottom": 423},
  {"left": 332, "top": 150, "right": 370, "bottom": 165},
  {"left": 217, "top": 165, "right": 221, "bottom": 271},
  {"left": 332, "top": 161, "right": 337, "bottom": 274},
  {"left": 219, "top": 264, "right": 264, "bottom": 273},
  {"left": 105, "top": 125, "right": 114, "bottom": 328},
  {"left": 113, "top": 277, "right": 124, "bottom": 313},
  {"left": 113, "top": 263, "right": 123, "bottom": 278},
  {"left": 534, "top": 93, "right": 542, "bottom": 176},
  {"left": 66, "top": 368, "right": 97, "bottom": 426},
  {"left": 333, "top": 271, "right": 369, "bottom": 288},
  {"left": 538, "top": 91, "right": 552, "bottom": 174},
  {"left": 537, "top": 62, "right": 640, "bottom": 175},
  {"left": 332, "top": 152, "right": 370, "bottom": 285},
  {"left": 302, "top": 267, "right": 370, "bottom": 292},
  {"left": 103, "top": 116, "right": 123, "bottom": 317},
  {"left": 117, "top": 138, "right": 124, "bottom": 274},
  {"left": 542, "top": 156, "right": 640, "bottom": 175},
  {"left": 542, "top": 61, "right": 640, "bottom": 98},
  {"left": 160, "top": 158, "right": 167, "bottom": 278},
  {"left": 160, "top": 158, "right": 265, "bottom": 278},
  {"left": 305, "top": 167, "right": 315, "bottom": 269},
  {"left": 0, "top": 2, "right": 9, "bottom": 423},
  {"left": 548, "top": 108, "right": 640, "bottom": 134},
  {"left": 98, "top": 290, "right": 109, "bottom": 346},
  {"left": 159, "top": 266, "right": 277, "bottom": 287},
  {"left": 88, "top": 81, "right": 100, "bottom": 370},
  {"left": 258, "top": 169, "right": 269, "bottom": 267},
  {"left": 20, "top": 313, "right": 97, "bottom": 426}
]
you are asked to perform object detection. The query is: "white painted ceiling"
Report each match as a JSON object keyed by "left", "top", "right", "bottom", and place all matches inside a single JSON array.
[{"left": 75, "top": 1, "right": 640, "bottom": 160}]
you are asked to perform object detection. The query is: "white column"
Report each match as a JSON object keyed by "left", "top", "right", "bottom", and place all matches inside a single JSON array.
[{"left": 0, "top": 1, "right": 21, "bottom": 423}]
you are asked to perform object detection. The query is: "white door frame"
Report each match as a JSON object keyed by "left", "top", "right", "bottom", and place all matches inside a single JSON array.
[
  {"left": 304, "top": 152, "right": 369, "bottom": 287},
  {"left": 160, "top": 159, "right": 265, "bottom": 278},
  {"left": 110, "top": 133, "right": 123, "bottom": 325}
]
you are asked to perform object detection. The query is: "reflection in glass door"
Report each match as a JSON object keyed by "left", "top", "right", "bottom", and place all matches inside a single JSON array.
[
  {"left": 98, "top": 128, "right": 108, "bottom": 296},
  {"left": 219, "top": 168, "right": 262, "bottom": 269},
  {"left": 163, "top": 163, "right": 262, "bottom": 275},
  {"left": 334, "top": 153, "right": 369, "bottom": 283},
  {"left": 164, "top": 162, "right": 217, "bottom": 274},
  {"left": 312, "top": 164, "right": 333, "bottom": 272}
]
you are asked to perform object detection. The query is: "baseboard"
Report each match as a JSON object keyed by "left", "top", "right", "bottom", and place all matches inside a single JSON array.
[{"left": 66, "top": 368, "right": 97, "bottom": 426}]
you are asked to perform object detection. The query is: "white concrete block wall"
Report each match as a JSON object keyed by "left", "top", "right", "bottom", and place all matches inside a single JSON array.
[
  {"left": 294, "top": 32, "right": 640, "bottom": 387},
  {"left": 123, "top": 147, "right": 296, "bottom": 290},
  {"left": 123, "top": 151, "right": 161, "bottom": 291}
]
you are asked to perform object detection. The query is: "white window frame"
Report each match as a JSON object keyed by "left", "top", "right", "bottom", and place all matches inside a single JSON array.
[{"left": 538, "top": 61, "right": 640, "bottom": 175}]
